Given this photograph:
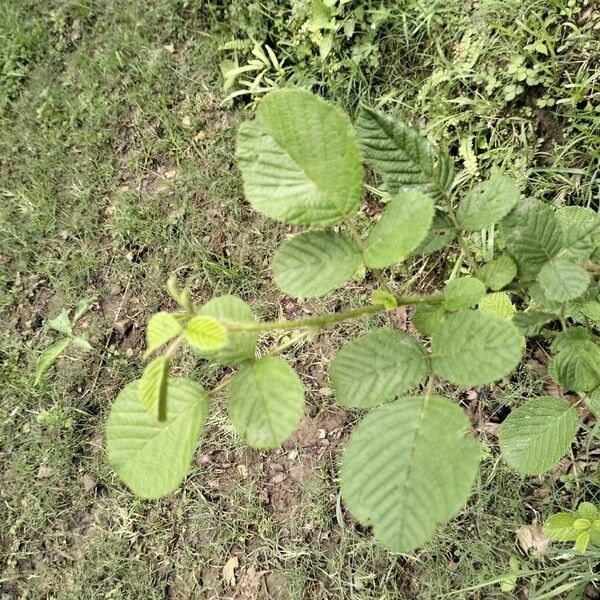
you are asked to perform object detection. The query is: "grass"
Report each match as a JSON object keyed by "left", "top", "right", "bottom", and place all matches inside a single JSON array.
[{"left": 1, "top": 0, "right": 599, "bottom": 598}]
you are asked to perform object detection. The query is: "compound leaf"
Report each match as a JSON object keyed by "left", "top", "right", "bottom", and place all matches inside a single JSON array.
[
  {"left": 35, "top": 337, "right": 72, "bottom": 384},
  {"left": 457, "top": 174, "right": 520, "bottom": 231},
  {"left": 476, "top": 255, "right": 517, "bottom": 291},
  {"left": 331, "top": 328, "right": 428, "bottom": 409},
  {"left": 198, "top": 295, "right": 257, "bottom": 365},
  {"left": 499, "top": 396, "right": 579, "bottom": 475},
  {"left": 443, "top": 277, "right": 486, "bottom": 311},
  {"left": 432, "top": 310, "right": 522, "bottom": 386},
  {"left": 185, "top": 316, "right": 228, "bottom": 352},
  {"left": 364, "top": 192, "right": 434, "bottom": 268},
  {"left": 502, "top": 199, "right": 563, "bottom": 277},
  {"left": 139, "top": 356, "right": 169, "bottom": 420},
  {"left": 538, "top": 259, "right": 590, "bottom": 302},
  {"left": 356, "top": 106, "right": 453, "bottom": 199},
  {"left": 145, "top": 312, "right": 182, "bottom": 358},
  {"left": 544, "top": 513, "right": 580, "bottom": 541},
  {"left": 340, "top": 395, "right": 479, "bottom": 552},
  {"left": 236, "top": 89, "right": 362, "bottom": 226},
  {"left": 228, "top": 356, "right": 305, "bottom": 448},
  {"left": 273, "top": 231, "right": 362, "bottom": 297},
  {"left": 106, "top": 379, "right": 209, "bottom": 499}
]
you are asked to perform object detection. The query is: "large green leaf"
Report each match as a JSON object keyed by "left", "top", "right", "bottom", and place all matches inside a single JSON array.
[
  {"left": 272, "top": 231, "right": 362, "bottom": 297},
  {"left": 499, "top": 396, "right": 579, "bottom": 475},
  {"left": 228, "top": 356, "right": 305, "bottom": 448},
  {"left": 139, "top": 356, "right": 169, "bottom": 420},
  {"left": 236, "top": 89, "right": 363, "bottom": 226},
  {"left": 502, "top": 199, "right": 563, "bottom": 277},
  {"left": 363, "top": 192, "right": 434, "bottom": 268},
  {"left": 331, "top": 328, "right": 428, "bottom": 409},
  {"left": 538, "top": 259, "right": 590, "bottom": 302},
  {"left": 549, "top": 341, "right": 600, "bottom": 392},
  {"left": 412, "top": 211, "right": 456, "bottom": 256},
  {"left": 457, "top": 174, "right": 520, "bottom": 231},
  {"left": 412, "top": 304, "right": 446, "bottom": 336},
  {"left": 431, "top": 310, "right": 522, "bottom": 386},
  {"left": 340, "top": 395, "right": 479, "bottom": 552},
  {"left": 185, "top": 316, "right": 228, "bottom": 352},
  {"left": 145, "top": 312, "right": 182, "bottom": 358},
  {"left": 443, "top": 277, "right": 486, "bottom": 311},
  {"left": 556, "top": 206, "right": 600, "bottom": 261},
  {"left": 356, "top": 106, "right": 454, "bottom": 199},
  {"left": 35, "top": 337, "right": 72, "bottom": 384},
  {"left": 198, "top": 295, "right": 257, "bottom": 365},
  {"left": 106, "top": 379, "right": 209, "bottom": 499},
  {"left": 476, "top": 255, "right": 517, "bottom": 291}
]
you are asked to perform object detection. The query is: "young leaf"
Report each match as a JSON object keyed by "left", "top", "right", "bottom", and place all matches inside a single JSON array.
[
  {"left": 184, "top": 316, "right": 228, "bottom": 352},
  {"left": 549, "top": 341, "right": 600, "bottom": 392},
  {"left": 575, "top": 531, "right": 590, "bottom": 553},
  {"left": 412, "top": 304, "right": 446, "bottom": 336},
  {"left": 544, "top": 513, "right": 580, "bottom": 541},
  {"left": 431, "top": 310, "right": 522, "bottom": 386},
  {"left": 236, "top": 89, "right": 363, "bottom": 227},
  {"left": 272, "top": 231, "right": 362, "bottom": 297},
  {"left": 356, "top": 106, "right": 454, "bottom": 199},
  {"left": 106, "top": 379, "right": 209, "bottom": 499},
  {"left": 578, "top": 502, "right": 599, "bottom": 521},
  {"left": 145, "top": 312, "right": 182, "bottom": 358},
  {"left": 580, "top": 300, "right": 600, "bottom": 323},
  {"left": 502, "top": 199, "right": 563, "bottom": 277},
  {"left": 371, "top": 289, "right": 398, "bottom": 310},
  {"left": 443, "top": 277, "right": 486, "bottom": 311},
  {"left": 457, "top": 174, "right": 520, "bottom": 231},
  {"left": 476, "top": 255, "right": 517, "bottom": 291},
  {"left": 513, "top": 311, "right": 555, "bottom": 336},
  {"left": 363, "top": 192, "right": 434, "bottom": 268},
  {"left": 198, "top": 295, "right": 257, "bottom": 365},
  {"left": 331, "top": 328, "right": 428, "bottom": 409},
  {"left": 538, "top": 259, "right": 590, "bottom": 302},
  {"left": 73, "top": 297, "right": 94, "bottom": 323},
  {"left": 139, "top": 356, "right": 169, "bottom": 420},
  {"left": 340, "top": 395, "right": 479, "bottom": 553},
  {"left": 556, "top": 206, "right": 599, "bottom": 261},
  {"left": 71, "top": 336, "right": 93, "bottom": 351},
  {"left": 228, "top": 356, "right": 305, "bottom": 449},
  {"left": 479, "top": 292, "right": 516, "bottom": 321},
  {"left": 498, "top": 396, "right": 579, "bottom": 475},
  {"left": 411, "top": 211, "right": 456, "bottom": 256},
  {"left": 35, "top": 337, "right": 72, "bottom": 384},
  {"left": 47, "top": 309, "right": 73, "bottom": 335}
]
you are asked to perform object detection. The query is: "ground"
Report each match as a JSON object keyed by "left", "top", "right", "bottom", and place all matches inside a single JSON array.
[{"left": 1, "top": 1, "right": 600, "bottom": 598}]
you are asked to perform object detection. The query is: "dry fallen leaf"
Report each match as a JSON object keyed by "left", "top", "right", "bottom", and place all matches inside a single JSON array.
[
  {"left": 222, "top": 556, "right": 239, "bottom": 587},
  {"left": 516, "top": 524, "right": 550, "bottom": 557}
]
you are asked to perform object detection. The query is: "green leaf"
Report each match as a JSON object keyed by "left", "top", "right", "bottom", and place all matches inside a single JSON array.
[
  {"left": 513, "top": 311, "right": 555, "bottom": 336},
  {"left": 412, "top": 303, "right": 446, "bottom": 336},
  {"left": 356, "top": 106, "right": 454, "bottom": 199},
  {"left": 411, "top": 211, "right": 456, "bottom": 256},
  {"left": 184, "top": 316, "right": 228, "bottom": 352},
  {"left": 106, "top": 379, "right": 209, "bottom": 499},
  {"left": 236, "top": 89, "right": 363, "bottom": 227},
  {"left": 35, "top": 337, "right": 72, "bottom": 384},
  {"left": 198, "top": 295, "right": 258, "bottom": 365},
  {"left": 479, "top": 292, "right": 516, "bottom": 321},
  {"left": 331, "top": 328, "right": 428, "bottom": 409},
  {"left": 443, "top": 277, "right": 486, "bottom": 311},
  {"left": 549, "top": 341, "right": 600, "bottom": 392},
  {"left": 476, "top": 255, "right": 517, "bottom": 291},
  {"left": 431, "top": 310, "right": 522, "bottom": 386},
  {"left": 340, "top": 395, "right": 479, "bottom": 552},
  {"left": 457, "top": 174, "right": 520, "bottom": 231},
  {"left": 538, "top": 259, "right": 590, "bottom": 302},
  {"left": 544, "top": 513, "right": 580, "bottom": 541},
  {"left": 73, "top": 297, "right": 94, "bottom": 323},
  {"left": 498, "top": 396, "right": 579, "bottom": 475},
  {"left": 578, "top": 503, "right": 599, "bottom": 521},
  {"left": 228, "top": 356, "right": 305, "bottom": 448},
  {"left": 145, "top": 312, "right": 182, "bottom": 358},
  {"left": 580, "top": 300, "right": 600, "bottom": 323},
  {"left": 502, "top": 199, "right": 563, "bottom": 277},
  {"left": 139, "top": 356, "right": 169, "bottom": 421},
  {"left": 272, "top": 231, "right": 362, "bottom": 297},
  {"left": 47, "top": 309, "right": 73, "bottom": 335},
  {"left": 584, "top": 387, "right": 600, "bottom": 418},
  {"left": 371, "top": 289, "right": 398, "bottom": 310},
  {"left": 71, "top": 335, "right": 93, "bottom": 351},
  {"left": 556, "top": 206, "right": 600, "bottom": 261},
  {"left": 551, "top": 327, "right": 590, "bottom": 353},
  {"left": 363, "top": 192, "right": 434, "bottom": 268},
  {"left": 575, "top": 530, "right": 590, "bottom": 553}
]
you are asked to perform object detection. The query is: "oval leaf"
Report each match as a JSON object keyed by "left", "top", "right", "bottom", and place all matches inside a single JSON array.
[
  {"left": 35, "top": 337, "right": 72, "bottom": 384},
  {"left": 340, "top": 395, "right": 479, "bottom": 552},
  {"left": 272, "top": 231, "right": 362, "bottom": 297},
  {"left": 476, "top": 255, "right": 517, "bottom": 291},
  {"left": 412, "top": 303, "right": 446, "bottom": 336},
  {"left": 364, "top": 192, "right": 434, "bottom": 268},
  {"left": 556, "top": 206, "right": 600, "bottom": 261},
  {"left": 331, "top": 328, "right": 428, "bottom": 409},
  {"left": 139, "top": 356, "right": 169, "bottom": 420},
  {"left": 411, "top": 211, "right": 456, "bottom": 256},
  {"left": 236, "top": 89, "right": 363, "bottom": 226},
  {"left": 544, "top": 513, "right": 580, "bottom": 541},
  {"left": 198, "top": 295, "right": 257, "bottom": 365},
  {"left": 185, "top": 316, "right": 228, "bottom": 352},
  {"left": 106, "top": 379, "right": 209, "bottom": 499},
  {"left": 457, "top": 174, "right": 520, "bottom": 231},
  {"left": 499, "top": 396, "right": 579, "bottom": 475},
  {"left": 228, "top": 356, "right": 305, "bottom": 449},
  {"left": 145, "top": 312, "right": 182, "bottom": 357},
  {"left": 443, "top": 277, "right": 486, "bottom": 311},
  {"left": 549, "top": 341, "right": 600, "bottom": 392},
  {"left": 431, "top": 310, "right": 522, "bottom": 386},
  {"left": 538, "top": 259, "right": 590, "bottom": 302}
]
